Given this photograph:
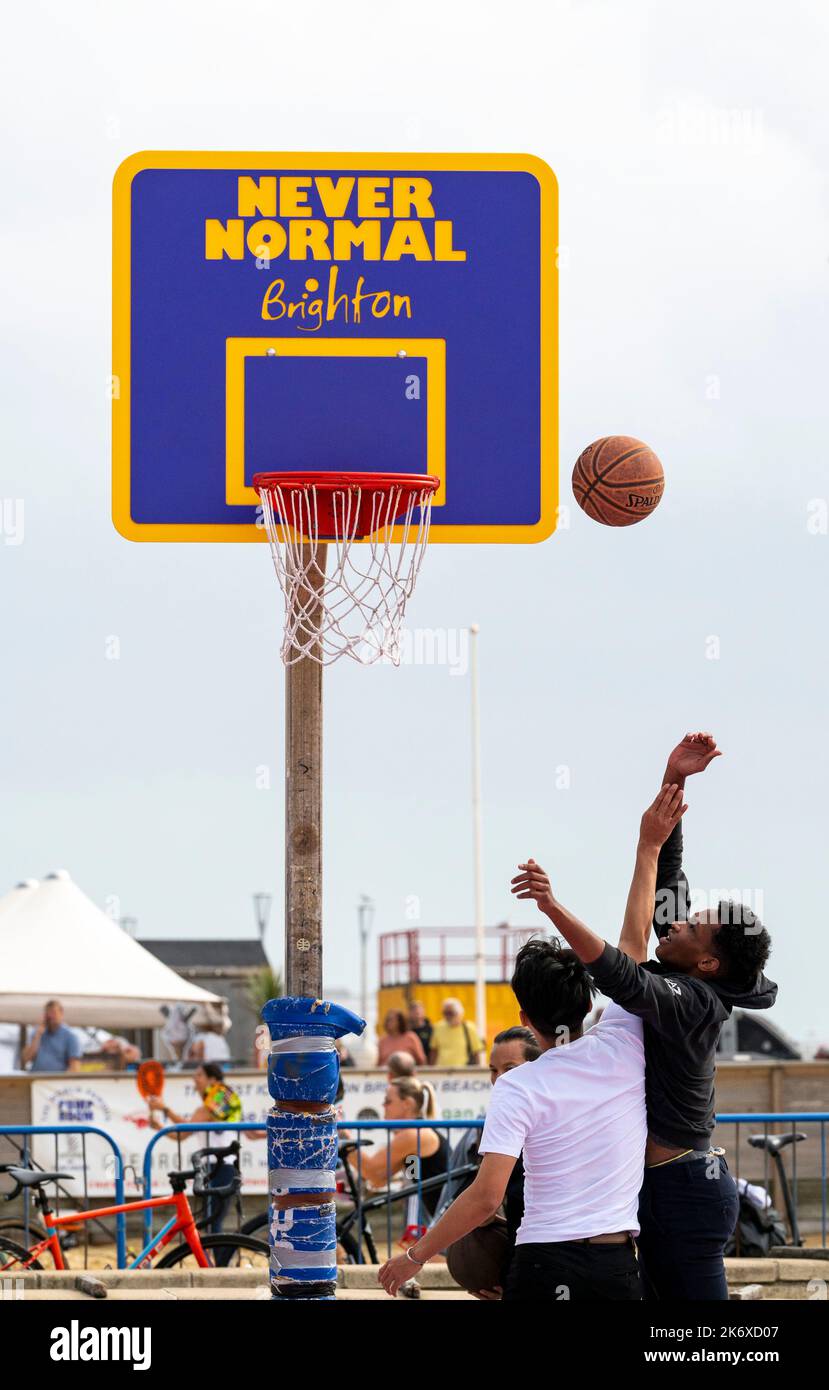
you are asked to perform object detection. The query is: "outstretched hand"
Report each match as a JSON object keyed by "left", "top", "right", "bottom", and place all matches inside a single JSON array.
[
  {"left": 666, "top": 732, "right": 722, "bottom": 780},
  {"left": 639, "top": 784, "right": 688, "bottom": 850},
  {"left": 511, "top": 859, "right": 556, "bottom": 915}
]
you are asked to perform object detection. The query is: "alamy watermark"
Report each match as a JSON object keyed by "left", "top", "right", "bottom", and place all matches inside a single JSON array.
[
  {"left": 359, "top": 625, "right": 471, "bottom": 674},
  {"left": 655, "top": 104, "right": 765, "bottom": 147},
  {"left": 654, "top": 886, "right": 766, "bottom": 931}
]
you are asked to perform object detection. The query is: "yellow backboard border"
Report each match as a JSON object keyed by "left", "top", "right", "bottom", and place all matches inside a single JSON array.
[{"left": 225, "top": 337, "right": 447, "bottom": 508}]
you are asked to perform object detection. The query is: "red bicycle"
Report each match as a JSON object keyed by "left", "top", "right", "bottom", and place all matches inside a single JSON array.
[{"left": 0, "top": 1146, "right": 269, "bottom": 1272}]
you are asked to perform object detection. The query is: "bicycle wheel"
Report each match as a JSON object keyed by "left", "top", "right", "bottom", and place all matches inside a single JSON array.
[
  {"left": 0, "top": 1217, "right": 51, "bottom": 1249},
  {"left": 0, "top": 1237, "right": 44, "bottom": 1272},
  {"left": 240, "top": 1211, "right": 268, "bottom": 1239},
  {"left": 337, "top": 1226, "right": 362, "bottom": 1264},
  {"left": 154, "top": 1233, "right": 270, "bottom": 1271}
]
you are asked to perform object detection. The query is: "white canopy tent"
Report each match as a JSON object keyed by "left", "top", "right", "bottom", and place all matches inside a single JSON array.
[{"left": 0, "top": 871, "right": 224, "bottom": 1029}]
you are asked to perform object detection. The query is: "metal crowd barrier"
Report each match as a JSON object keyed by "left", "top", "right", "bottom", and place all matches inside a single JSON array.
[
  {"left": 141, "top": 1120, "right": 266, "bottom": 1247},
  {"left": 715, "top": 1112, "right": 828, "bottom": 1247},
  {"left": 141, "top": 1119, "right": 482, "bottom": 1257},
  {"left": 0, "top": 1124, "right": 127, "bottom": 1267},
  {"left": 4, "top": 1112, "right": 826, "bottom": 1270}
]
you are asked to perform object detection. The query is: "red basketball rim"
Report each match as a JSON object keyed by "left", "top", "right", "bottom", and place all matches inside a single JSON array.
[{"left": 253, "top": 471, "right": 440, "bottom": 539}]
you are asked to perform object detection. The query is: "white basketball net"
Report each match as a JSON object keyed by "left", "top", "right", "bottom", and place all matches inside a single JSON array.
[{"left": 258, "top": 479, "right": 435, "bottom": 666}]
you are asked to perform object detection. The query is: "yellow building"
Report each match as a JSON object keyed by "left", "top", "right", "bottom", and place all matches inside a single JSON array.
[{"left": 376, "top": 926, "right": 539, "bottom": 1048}]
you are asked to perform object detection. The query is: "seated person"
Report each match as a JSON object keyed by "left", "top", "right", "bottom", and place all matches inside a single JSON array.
[{"left": 347, "top": 1077, "right": 448, "bottom": 1216}]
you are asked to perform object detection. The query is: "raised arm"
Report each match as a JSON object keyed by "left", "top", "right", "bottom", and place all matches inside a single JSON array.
[
  {"left": 511, "top": 786, "right": 687, "bottom": 966},
  {"left": 619, "top": 786, "right": 688, "bottom": 961},
  {"left": 654, "top": 733, "right": 721, "bottom": 936}
]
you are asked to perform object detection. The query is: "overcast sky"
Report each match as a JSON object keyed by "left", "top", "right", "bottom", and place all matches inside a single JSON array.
[{"left": 1, "top": 0, "right": 827, "bottom": 1044}]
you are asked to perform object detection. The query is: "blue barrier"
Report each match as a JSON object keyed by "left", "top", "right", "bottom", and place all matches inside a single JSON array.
[
  {"left": 716, "top": 1112, "right": 829, "bottom": 1246},
  {"left": 0, "top": 1124, "right": 127, "bottom": 1267},
  {"left": 135, "top": 1111, "right": 829, "bottom": 1263},
  {"left": 141, "top": 1121, "right": 267, "bottom": 1247}
]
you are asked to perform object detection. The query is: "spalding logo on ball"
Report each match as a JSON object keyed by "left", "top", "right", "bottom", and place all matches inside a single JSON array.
[{"left": 572, "top": 436, "right": 664, "bottom": 526}]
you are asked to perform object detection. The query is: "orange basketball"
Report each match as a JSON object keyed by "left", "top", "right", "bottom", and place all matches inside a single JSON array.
[{"left": 572, "top": 436, "right": 664, "bottom": 526}]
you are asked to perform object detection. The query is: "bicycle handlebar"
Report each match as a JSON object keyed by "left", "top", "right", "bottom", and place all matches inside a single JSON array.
[
  {"left": 190, "top": 1141, "right": 241, "bottom": 1165},
  {"left": 338, "top": 1139, "right": 372, "bottom": 1156},
  {"left": 168, "top": 1142, "right": 242, "bottom": 1197}
]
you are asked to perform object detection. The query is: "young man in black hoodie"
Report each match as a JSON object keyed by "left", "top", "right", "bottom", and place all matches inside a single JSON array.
[{"left": 512, "top": 733, "right": 777, "bottom": 1300}]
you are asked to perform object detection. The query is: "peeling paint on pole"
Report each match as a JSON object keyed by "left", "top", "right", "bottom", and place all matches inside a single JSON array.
[{"left": 264, "top": 995, "right": 365, "bottom": 1300}]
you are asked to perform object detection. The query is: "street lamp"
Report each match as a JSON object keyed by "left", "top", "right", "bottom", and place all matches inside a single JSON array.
[
  {"left": 469, "top": 623, "right": 486, "bottom": 1042},
  {"left": 253, "top": 893, "right": 272, "bottom": 941}
]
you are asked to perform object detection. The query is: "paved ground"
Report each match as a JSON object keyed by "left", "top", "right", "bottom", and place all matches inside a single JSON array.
[{"left": 5, "top": 1259, "right": 825, "bottom": 1300}]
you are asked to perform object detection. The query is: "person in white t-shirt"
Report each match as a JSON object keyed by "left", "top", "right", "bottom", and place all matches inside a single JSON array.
[
  {"left": 379, "top": 940, "right": 647, "bottom": 1300},
  {"left": 378, "top": 788, "right": 685, "bottom": 1300}
]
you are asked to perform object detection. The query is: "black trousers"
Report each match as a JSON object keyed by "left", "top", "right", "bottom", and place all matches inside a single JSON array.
[
  {"left": 503, "top": 1239, "right": 642, "bottom": 1301},
  {"left": 637, "top": 1154, "right": 739, "bottom": 1300},
  {"left": 204, "top": 1161, "right": 239, "bottom": 1266},
  {"left": 204, "top": 1161, "right": 237, "bottom": 1234}
]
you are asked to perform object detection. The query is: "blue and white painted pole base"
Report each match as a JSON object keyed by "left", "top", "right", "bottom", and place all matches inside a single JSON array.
[{"left": 263, "top": 997, "right": 365, "bottom": 1301}]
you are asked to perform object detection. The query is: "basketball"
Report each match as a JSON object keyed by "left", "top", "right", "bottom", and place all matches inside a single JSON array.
[
  {"left": 572, "top": 436, "right": 664, "bottom": 526},
  {"left": 446, "top": 1219, "right": 510, "bottom": 1293}
]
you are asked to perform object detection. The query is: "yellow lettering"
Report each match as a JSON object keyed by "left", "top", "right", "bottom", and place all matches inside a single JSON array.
[
  {"left": 261, "top": 279, "right": 287, "bottom": 320},
  {"left": 332, "top": 220, "right": 382, "bottom": 261},
  {"left": 357, "top": 178, "right": 390, "bottom": 218},
  {"left": 289, "top": 221, "right": 331, "bottom": 259},
  {"left": 393, "top": 294, "right": 412, "bottom": 318},
  {"left": 351, "top": 274, "right": 371, "bottom": 324},
  {"left": 434, "top": 220, "right": 467, "bottom": 261},
  {"left": 326, "top": 265, "right": 350, "bottom": 321},
  {"left": 383, "top": 220, "right": 432, "bottom": 261},
  {"left": 304, "top": 293, "right": 324, "bottom": 332},
  {"left": 204, "top": 219, "right": 245, "bottom": 259},
  {"left": 392, "top": 178, "right": 434, "bottom": 218},
  {"left": 280, "top": 177, "right": 313, "bottom": 217},
  {"left": 238, "top": 176, "right": 277, "bottom": 217},
  {"left": 315, "top": 176, "right": 356, "bottom": 218},
  {"left": 246, "top": 220, "right": 288, "bottom": 259}
]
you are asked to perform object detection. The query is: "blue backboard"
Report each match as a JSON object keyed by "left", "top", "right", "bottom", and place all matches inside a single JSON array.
[{"left": 112, "top": 152, "right": 557, "bottom": 543}]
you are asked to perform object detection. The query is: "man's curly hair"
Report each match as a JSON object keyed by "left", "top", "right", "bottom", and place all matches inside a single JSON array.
[{"left": 712, "top": 901, "right": 771, "bottom": 989}]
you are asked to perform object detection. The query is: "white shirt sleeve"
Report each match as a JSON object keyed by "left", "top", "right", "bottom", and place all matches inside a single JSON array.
[{"left": 478, "top": 1073, "right": 533, "bottom": 1159}]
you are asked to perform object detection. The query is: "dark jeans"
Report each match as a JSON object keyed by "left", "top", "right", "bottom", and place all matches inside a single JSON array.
[
  {"left": 503, "top": 1240, "right": 641, "bottom": 1301},
  {"left": 637, "top": 1154, "right": 739, "bottom": 1300},
  {"left": 205, "top": 1161, "right": 238, "bottom": 1266},
  {"left": 204, "top": 1161, "right": 237, "bottom": 1233}
]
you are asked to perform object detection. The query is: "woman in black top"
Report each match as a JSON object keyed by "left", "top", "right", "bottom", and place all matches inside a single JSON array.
[{"left": 346, "top": 1077, "right": 448, "bottom": 1215}]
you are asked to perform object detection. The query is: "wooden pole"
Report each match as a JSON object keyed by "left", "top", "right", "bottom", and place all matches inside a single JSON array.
[{"left": 284, "top": 544, "right": 327, "bottom": 998}]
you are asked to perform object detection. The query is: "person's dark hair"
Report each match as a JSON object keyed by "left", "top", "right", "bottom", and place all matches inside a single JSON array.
[
  {"left": 385, "top": 1009, "right": 407, "bottom": 1035},
  {"left": 511, "top": 938, "right": 595, "bottom": 1038},
  {"left": 199, "top": 1062, "right": 225, "bottom": 1083},
  {"left": 712, "top": 901, "right": 771, "bottom": 988},
  {"left": 493, "top": 1025, "right": 541, "bottom": 1061}
]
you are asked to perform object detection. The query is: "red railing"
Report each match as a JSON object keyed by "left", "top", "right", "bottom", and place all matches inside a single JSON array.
[{"left": 378, "top": 926, "right": 540, "bottom": 988}]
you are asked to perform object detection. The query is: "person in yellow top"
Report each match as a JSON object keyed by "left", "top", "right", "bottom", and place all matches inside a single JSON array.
[{"left": 429, "top": 999, "right": 485, "bottom": 1067}]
